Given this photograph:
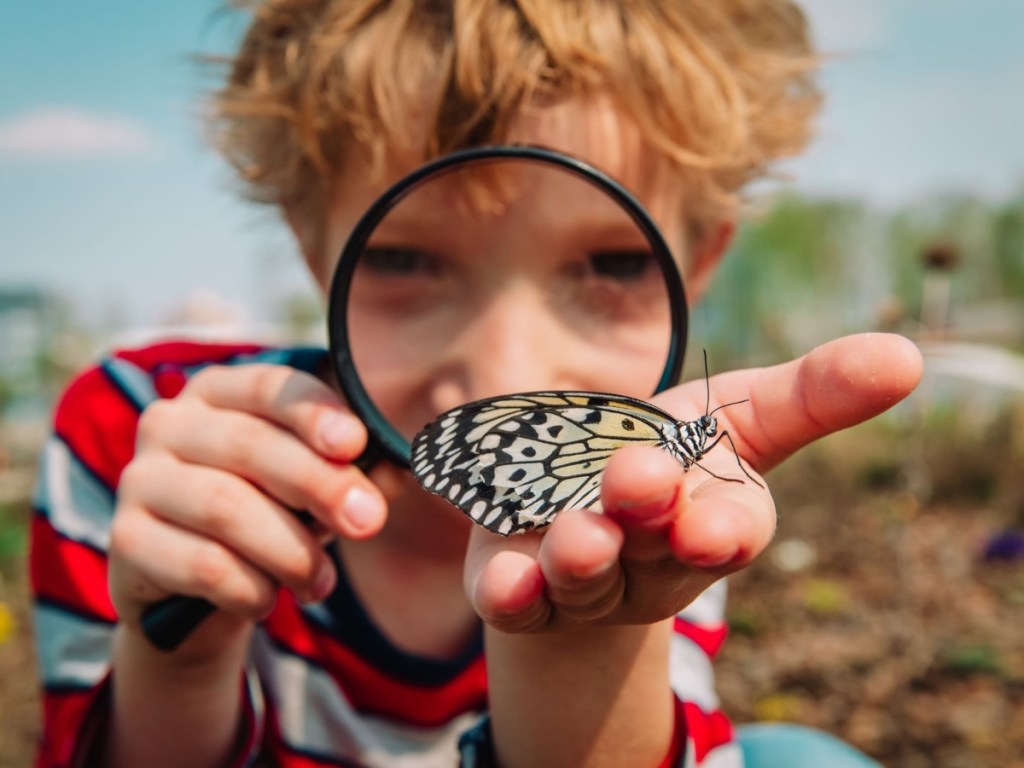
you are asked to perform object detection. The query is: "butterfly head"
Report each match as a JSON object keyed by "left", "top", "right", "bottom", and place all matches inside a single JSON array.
[{"left": 699, "top": 413, "right": 717, "bottom": 437}]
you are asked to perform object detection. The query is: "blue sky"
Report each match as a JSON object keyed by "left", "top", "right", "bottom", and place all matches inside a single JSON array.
[{"left": 1, "top": 1, "right": 1022, "bottom": 331}]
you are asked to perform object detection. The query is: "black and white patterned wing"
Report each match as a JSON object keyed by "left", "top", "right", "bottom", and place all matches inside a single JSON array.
[{"left": 411, "top": 392, "right": 675, "bottom": 536}]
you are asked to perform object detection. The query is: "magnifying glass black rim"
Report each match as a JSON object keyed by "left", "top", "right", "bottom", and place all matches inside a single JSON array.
[{"left": 327, "top": 144, "right": 688, "bottom": 468}]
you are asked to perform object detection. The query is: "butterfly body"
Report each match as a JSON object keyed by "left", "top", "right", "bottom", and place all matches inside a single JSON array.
[{"left": 412, "top": 390, "right": 756, "bottom": 536}]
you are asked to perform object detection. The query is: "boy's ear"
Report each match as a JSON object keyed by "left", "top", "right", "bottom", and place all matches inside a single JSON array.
[{"left": 685, "top": 220, "right": 735, "bottom": 303}]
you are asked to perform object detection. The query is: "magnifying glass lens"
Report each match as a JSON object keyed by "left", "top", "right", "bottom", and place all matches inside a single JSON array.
[{"left": 345, "top": 157, "right": 676, "bottom": 444}]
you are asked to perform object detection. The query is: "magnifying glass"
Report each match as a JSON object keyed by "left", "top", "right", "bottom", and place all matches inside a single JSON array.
[{"left": 141, "top": 145, "right": 688, "bottom": 650}]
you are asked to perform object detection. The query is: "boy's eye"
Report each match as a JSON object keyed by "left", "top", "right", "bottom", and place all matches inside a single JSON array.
[
  {"left": 587, "top": 250, "right": 655, "bottom": 281},
  {"left": 361, "top": 247, "right": 433, "bottom": 275}
]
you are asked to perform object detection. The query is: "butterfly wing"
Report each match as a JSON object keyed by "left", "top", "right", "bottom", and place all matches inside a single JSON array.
[{"left": 411, "top": 392, "right": 675, "bottom": 536}]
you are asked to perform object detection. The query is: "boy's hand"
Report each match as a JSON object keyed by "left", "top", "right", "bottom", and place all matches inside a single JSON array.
[
  {"left": 464, "top": 333, "right": 923, "bottom": 631},
  {"left": 108, "top": 364, "right": 388, "bottom": 659}
]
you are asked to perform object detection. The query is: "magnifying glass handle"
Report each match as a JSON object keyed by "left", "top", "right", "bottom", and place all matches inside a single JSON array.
[
  {"left": 354, "top": 438, "right": 383, "bottom": 474},
  {"left": 140, "top": 440, "right": 385, "bottom": 652},
  {"left": 140, "top": 595, "right": 217, "bottom": 651}
]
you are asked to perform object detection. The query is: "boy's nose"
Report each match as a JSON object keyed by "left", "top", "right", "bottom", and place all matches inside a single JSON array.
[{"left": 434, "top": 282, "right": 573, "bottom": 410}]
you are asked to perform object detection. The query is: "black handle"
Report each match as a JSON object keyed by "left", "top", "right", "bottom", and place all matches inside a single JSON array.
[{"left": 140, "top": 595, "right": 217, "bottom": 652}]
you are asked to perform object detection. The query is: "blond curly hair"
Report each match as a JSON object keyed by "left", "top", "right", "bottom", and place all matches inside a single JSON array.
[{"left": 211, "top": 0, "right": 820, "bottom": 250}]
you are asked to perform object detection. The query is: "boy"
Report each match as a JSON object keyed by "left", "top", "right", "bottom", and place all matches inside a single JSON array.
[{"left": 31, "top": 1, "right": 922, "bottom": 766}]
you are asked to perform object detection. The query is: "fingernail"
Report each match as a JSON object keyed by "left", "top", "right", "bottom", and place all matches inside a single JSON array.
[
  {"left": 571, "top": 557, "right": 616, "bottom": 580},
  {"left": 312, "top": 561, "right": 337, "bottom": 601},
  {"left": 616, "top": 488, "right": 678, "bottom": 521},
  {"left": 319, "top": 413, "right": 355, "bottom": 452},
  {"left": 343, "top": 485, "right": 382, "bottom": 533},
  {"left": 689, "top": 549, "right": 738, "bottom": 568}
]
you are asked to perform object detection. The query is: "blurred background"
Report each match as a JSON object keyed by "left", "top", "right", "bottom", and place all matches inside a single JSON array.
[{"left": 1, "top": 2, "right": 1022, "bottom": 766}]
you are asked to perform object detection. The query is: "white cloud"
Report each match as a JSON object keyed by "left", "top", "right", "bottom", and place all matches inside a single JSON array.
[{"left": 0, "top": 107, "right": 155, "bottom": 158}]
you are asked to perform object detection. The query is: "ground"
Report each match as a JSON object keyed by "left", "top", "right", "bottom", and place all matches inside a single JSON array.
[{"left": 1, "top": 404, "right": 1022, "bottom": 767}]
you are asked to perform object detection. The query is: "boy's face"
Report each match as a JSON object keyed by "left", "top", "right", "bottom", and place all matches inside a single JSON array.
[{"left": 308, "top": 95, "right": 721, "bottom": 479}]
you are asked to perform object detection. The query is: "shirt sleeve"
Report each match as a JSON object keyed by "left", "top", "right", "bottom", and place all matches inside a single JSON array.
[
  {"left": 671, "top": 580, "right": 744, "bottom": 767},
  {"left": 29, "top": 350, "right": 270, "bottom": 767}
]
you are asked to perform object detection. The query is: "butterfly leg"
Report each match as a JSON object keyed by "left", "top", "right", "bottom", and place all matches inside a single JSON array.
[{"left": 702, "top": 430, "right": 765, "bottom": 488}]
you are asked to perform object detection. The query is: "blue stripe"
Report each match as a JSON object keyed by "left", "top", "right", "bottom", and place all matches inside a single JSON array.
[
  {"left": 100, "top": 357, "right": 158, "bottom": 412},
  {"left": 34, "top": 601, "right": 114, "bottom": 688},
  {"left": 32, "top": 435, "right": 115, "bottom": 552},
  {"left": 34, "top": 596, "right": 117, "bottom": 626},
  {"left": 46, "top": 426, "right": 118, "bottom": 496}
]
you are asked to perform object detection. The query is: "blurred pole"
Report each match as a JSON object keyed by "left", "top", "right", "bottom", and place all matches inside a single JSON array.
[
  {"left": 904, "top": 243, "right": 961, "bottom": 504},
  {"left": 919, "top": 243, "right": 960, "bottom": 340}
]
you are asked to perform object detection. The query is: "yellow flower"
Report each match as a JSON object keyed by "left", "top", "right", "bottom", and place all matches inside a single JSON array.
[
  {"left": 0, "top": 600, "right": 16, "bottom": 644},
  {"left": 754, "top": 693, "right": 803, "bottom": 722}
]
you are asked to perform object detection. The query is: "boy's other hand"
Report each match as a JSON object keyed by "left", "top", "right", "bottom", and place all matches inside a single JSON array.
[
  {"left": 108, "top": 364, "right": 387, "bottom": 658},
  {"left": 464, "top": 333, "right": 923, "bottom": 632}
]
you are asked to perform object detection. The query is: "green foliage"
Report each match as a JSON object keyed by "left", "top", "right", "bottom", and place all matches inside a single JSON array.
[
  {"left": 993, "top": 194, "right": 1024, "bottom": 295},
  {"left": 0, "top": 502, "right": 29, "bottom": 566},
  {"left": 727, "top": 607, "right": 762, "bottom": 638},
  {"left": 0, "top": 526, "right": 26, "bottom": 563},
  {"left": 940, "top": 644, "right": 1003, "bottom": 678},
  {"left": 694, "top": 189, "right": 1024, "bottom": 365}
]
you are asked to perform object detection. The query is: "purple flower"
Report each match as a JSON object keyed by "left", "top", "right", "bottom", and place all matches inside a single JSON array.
[{"left": 983, "top": 530, "right": 1024, "bottom": 562}]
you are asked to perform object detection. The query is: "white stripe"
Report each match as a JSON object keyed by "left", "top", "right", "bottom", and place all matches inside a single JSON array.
[
  {"left": 683, "top": 740, "right": 743, "bottom": 768},
  {"left": 678, "top": 579, "right": 727, "bottom": 627},
  {"left": 240, "top": 665, "right": 267, "bottom": 765},
  {"left": 669, "top": 634, "right": 721, "bottom": 712},
  {"left": 34, "top": 603, "right": 113, "bottom": 688},
  {"left": 34, "top": 437, "right": 114, "bottom": 551},
  {"left": 251, "top": 631, "right": 478, "bottom": 767},
  {"left": 103, "top": 357, "right": 160, "bottom": 410}
]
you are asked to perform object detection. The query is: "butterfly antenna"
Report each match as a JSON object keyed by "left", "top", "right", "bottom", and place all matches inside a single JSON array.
[
  {"left": 703, "top": 349, "right": 711, "bottom": 417},
  {"left": 703, "top": 349, "right": 748, "bottom": 416},
  {"left": 709, "top": 398, "right": 750, "bottom": 416}
]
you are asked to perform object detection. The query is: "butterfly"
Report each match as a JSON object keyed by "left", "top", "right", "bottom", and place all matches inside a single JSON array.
[{"left": 411, "top": 362, "right": 761, "bottom": 536}]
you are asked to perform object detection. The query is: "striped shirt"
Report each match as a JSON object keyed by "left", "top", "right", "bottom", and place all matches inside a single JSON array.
[{"left": 30, "top": 341, "right": 742, "bottom": 768}]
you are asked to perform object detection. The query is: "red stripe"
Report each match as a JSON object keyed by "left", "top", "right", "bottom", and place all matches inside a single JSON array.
[
  {"left": 262, "top": 707, "right": 362, "bottom": 768},
  {"left": 656, "top": 696, "right": 687, "bottom": 768},
  {"left": 227, "top": 675, "right": 261, "bottom": 768},
  {"left": 30, "top": 517, "right": 116, "bottom": 621},
  {"left": 53, "top": 366, "right": 140, "bottom": 491},
  {"left": 673, "top": 616, "right": 728, "bottom": 658},
  {"left": 264, "top": 595, "right": 487, "bottom": 727},
  {"left": 35, "top": 684, "right": 109, "bottom": 768},
  {"left": 112, "top": 341, "right": 264, "bottom": 371},
  {"left": 54, "top": 342, "right": 266, "bottom": 490},
  {"left": 682, "top": 701, "right": 734, "bottom": 764}
]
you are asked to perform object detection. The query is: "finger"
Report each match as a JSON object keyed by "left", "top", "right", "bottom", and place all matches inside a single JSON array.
[
  {"left": 120, "top": 456, "right": 338, "bottom": 603},
  {"left": 669, "top": 478, "right": 776, "bottom": 571},
  {"left": 109, "top": 506, "right": 279, "bottom": 623},
  {"left": 600, "top": 446, "right": 684, "bottom": 562},
  {"left": 667, "top": 333, "right": 923, "bottom": 473},
  {"left": 183, "top": 364, "right": 368, "bottom": 461},
  {"left": 138, "top": 399, "right": 386, "bottom": 537},
  {"left": 464, "top": 527, "right": 550, "bottom": 633},
  {"left": 537, "top": 509, "right": 625, "bottom": 622}
]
